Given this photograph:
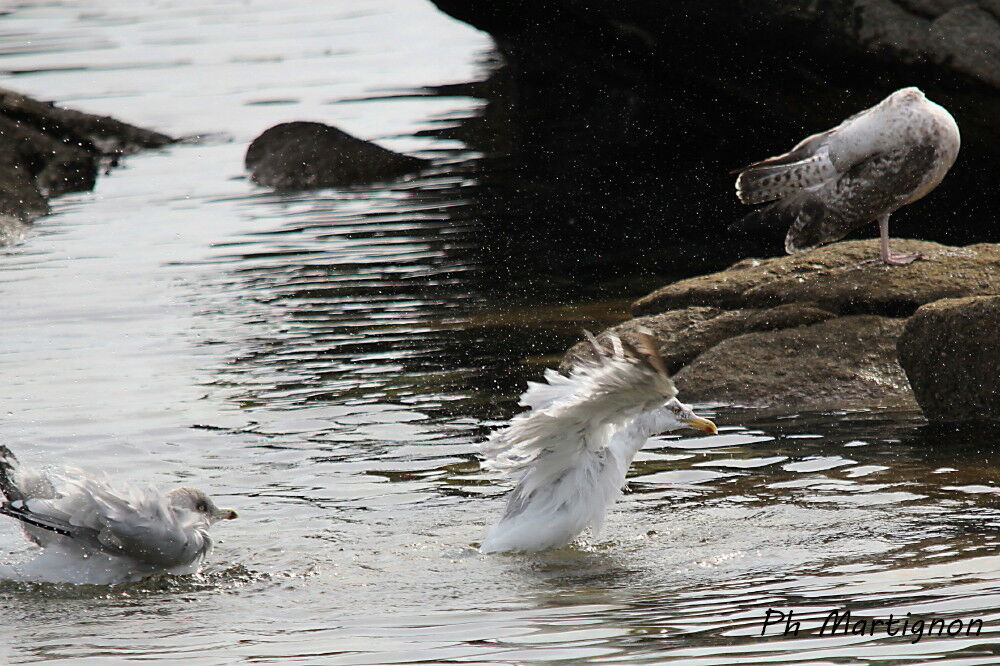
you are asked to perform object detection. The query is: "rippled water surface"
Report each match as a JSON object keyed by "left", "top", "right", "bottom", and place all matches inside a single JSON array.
[{"left": 4, "top": 1, "right": 1000, "bottom": 663}]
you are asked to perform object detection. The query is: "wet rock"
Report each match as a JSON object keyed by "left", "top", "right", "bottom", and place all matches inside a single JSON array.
[
  {"left": 634, "top": 240, "right": 1000, "bottom": 317},
  {"left": 897, "top": 296, "right": 1000, "bottom": 421},
  {"left": 245, "top": 121, "right": 427, "bottom": 190},
  {"left": 0, "top": 88, "right": 173, "bottom": 156},
  {"left": 674, "top": 316, "right": 915, "bottom": 409},
  {"left": 0, "top": 88, "right": 174, "bottom": 223},
  {"left": 566, "top": 239, "right": 1000, "bottom": 411},
  {"left": 563, "top": 303, "right": 835, "bottom": 375}
]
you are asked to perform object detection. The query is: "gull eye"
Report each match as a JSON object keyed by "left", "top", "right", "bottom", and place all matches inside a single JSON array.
[{"left": 196, "top": 501, "right": 208, "bottom": 512}]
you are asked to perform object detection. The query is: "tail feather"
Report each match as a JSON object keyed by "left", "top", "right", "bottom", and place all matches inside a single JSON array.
[
  {"left": 0, "top": 502, "right": 74, "bottom": 537},
  {"left": 0, "top": 445, "right": 75, "bottom": 538},
  {"left": 0, "top": 445, "right": 23, "bottom": 503},
  {"left": 735, "top": 153, "right": 835, "bottom": 205}
]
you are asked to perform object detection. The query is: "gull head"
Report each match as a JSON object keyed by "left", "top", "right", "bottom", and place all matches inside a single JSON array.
[
  {"left": 167, "top": 487, "right": 238, "bottom": 523},
  {"left": 886, "top": 86, "right": 926, "bottom": 107},
  {"left": 664, "top": 397, "right": 718, "bottom": 434}
]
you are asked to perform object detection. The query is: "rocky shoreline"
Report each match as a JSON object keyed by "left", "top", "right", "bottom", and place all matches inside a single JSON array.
[
  {"left": 0, "top": 88, "right": 173, "bottom": 228},
  {"left": 565, "top": 239, "right": 1000, "bottom": 418}
]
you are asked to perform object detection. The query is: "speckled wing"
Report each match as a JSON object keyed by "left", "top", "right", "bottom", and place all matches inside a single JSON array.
[
  {"left": 480, "top": 333, "right": 676, "bottom": 476},
  {"left": 734, "top": 130, "right": 837, "bottom": 205},
  {"left": 785, "top": 144, "right": 937, "bottom": 252}
]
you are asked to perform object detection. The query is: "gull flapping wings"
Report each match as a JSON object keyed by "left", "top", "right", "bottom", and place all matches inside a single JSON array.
[{"left": 480, "top": 329, "right": 677, "bottom": 476}]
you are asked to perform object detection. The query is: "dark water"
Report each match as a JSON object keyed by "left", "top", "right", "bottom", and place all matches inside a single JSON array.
[{"left": 3, "top": 1, "right": 1000, "bottom": 663}]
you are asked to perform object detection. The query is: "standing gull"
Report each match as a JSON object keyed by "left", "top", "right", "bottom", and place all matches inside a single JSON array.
[
  {"left": 733, "top": 87, "right": 960, "bottom": 265},
  {"left": 0, "top": 445, "right": 237, "bottom": 584},
  {"left": 479, "top": 330, "right": 717, "bottom": 554}
]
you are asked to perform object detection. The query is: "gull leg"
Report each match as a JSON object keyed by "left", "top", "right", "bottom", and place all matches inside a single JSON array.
[{"left": 878, "top": 213, "right": 921, "bottom": 265}]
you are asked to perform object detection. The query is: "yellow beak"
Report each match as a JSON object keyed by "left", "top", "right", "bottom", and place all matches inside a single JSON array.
[
  {"left": 219, "top": 509, "right": 239, "bottom": 520},
  {"left": 681, "top": 417, "right": 718, "bottom": 435}
]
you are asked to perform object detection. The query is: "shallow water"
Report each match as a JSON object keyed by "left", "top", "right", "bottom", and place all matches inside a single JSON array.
[{"left": 4, "top": 1, "right": 1000, "bottom": 663}]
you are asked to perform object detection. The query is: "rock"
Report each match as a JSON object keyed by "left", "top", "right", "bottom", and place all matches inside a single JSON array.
[
  {"left": 0, "top": 88, "right": 174, "bottom": 223},
  {"left": 563, "top": 303, "right": 835, "bottom": 374},
  {"left": 565, "top": 239, "right": 1000, "bottom": 411},
  {"left": 245, "top": 122, "right": 427, "bottom": 190},
  {"left": 0, "top": 88, "right": 173, "bottom": 156},
  {"left": 897, "top": 296, "right": 1000, "bottom": 421},
  {"left": 674, "top": 316, "right": 915, "bottom": 409},
  {"left": 431, "top": 1, "right": 1000, "bottom": 92},
  {"left": 634, "top": 240, "right": 1000, "bottom": 317}
]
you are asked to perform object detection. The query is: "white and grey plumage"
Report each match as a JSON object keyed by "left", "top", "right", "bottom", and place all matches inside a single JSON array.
[
  {"left": 734, "top": 87, "right": 960, "bottom": 265},
  {"left": 479, "top": 330, "right": 717, "bottom": 554},
  {"left": 0, "top": 445, "right": 237, "bottom": 584}
]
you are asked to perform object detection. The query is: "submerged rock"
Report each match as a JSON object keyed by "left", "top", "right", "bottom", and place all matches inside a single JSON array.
[
  {"left": 245, "top": 121, "right": 426, "bottom": 190},
  {"left": 568, "top": 239, "right": 1000, "bottom": 411},
  {"left": 897, "top": 296, "right": 1000, "bottom": 421},
  {"left": 0, "top": 87, "right": 174, "bottom": 223}
]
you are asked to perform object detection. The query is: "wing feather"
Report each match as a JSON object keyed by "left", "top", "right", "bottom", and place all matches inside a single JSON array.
[
  {"left": 480, "top": 334, "right": 676, "bottom": 476},
  {"left": 785, "top": 144, "right": 937, "bottom": 252},
  {"left": 736, "top": 150, "right": 837, "bottom": 204}
]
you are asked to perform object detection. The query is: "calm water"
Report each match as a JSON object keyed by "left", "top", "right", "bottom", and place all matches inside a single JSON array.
[{"left": 3, "top": 1, "right": 1000, "bottom": 663}]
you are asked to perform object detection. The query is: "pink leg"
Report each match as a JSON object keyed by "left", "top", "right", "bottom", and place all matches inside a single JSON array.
[{"left": 878, "top": 214, "right": 921, "bottom": 265}]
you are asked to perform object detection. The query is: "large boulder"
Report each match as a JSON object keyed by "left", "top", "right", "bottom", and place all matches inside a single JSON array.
[
  {"left": 634, "top": 240, "right": 1000, "bottom": 316},
  {"left": 564, "top": 303, "right": 836, "bottom": 375},
  {"left": 674, "top": 315, "right": 915, "bottom": 409},
  {"left": 245, "top": 122, "right": 427, "bottom": 190},
  {"left": 897, "top": 296, "right": 1000, "bottom": 421},
  {"left": 566, "top": 239, "right": 1000, "bottom": 411}
]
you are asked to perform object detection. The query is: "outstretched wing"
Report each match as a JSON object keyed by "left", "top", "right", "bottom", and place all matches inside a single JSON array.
[{"left": 480, "top": 330, "right": 676, "bottom": 476}]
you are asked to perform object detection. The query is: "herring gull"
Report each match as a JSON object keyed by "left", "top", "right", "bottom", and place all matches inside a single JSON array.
[
  {"left": 0, "top": 444, "right": 237, "bottom": 584},
  {"left": 479, "top": 330, "right": 717, "bottom": 553},
  {"left": 733, "top": 87, "right": 960, "bottom": 265}
]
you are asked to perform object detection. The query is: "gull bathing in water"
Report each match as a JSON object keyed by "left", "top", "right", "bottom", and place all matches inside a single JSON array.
[
  {"left": 0, "top": 444, "right": 237, "bottom": 584},
  {"left": 733, "top": 87, "right": 960, "bottom": 265},
  {"left": 479, "top": 330, "right": 717, "bottom": 553}
]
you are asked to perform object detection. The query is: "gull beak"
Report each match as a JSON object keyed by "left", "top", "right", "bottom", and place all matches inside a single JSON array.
[
  {"left": 681, "top": 417, "right": 718, "bottom": 435},
  {"left": 217, "top": 508, "right": 239, "bottom": 520}
]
